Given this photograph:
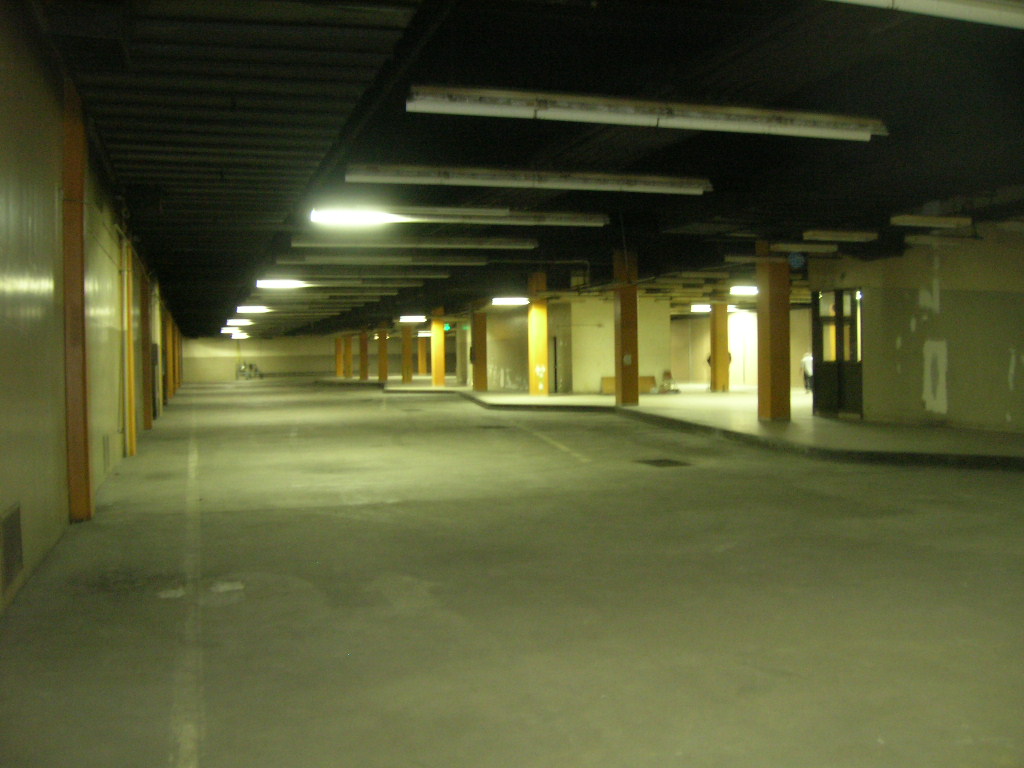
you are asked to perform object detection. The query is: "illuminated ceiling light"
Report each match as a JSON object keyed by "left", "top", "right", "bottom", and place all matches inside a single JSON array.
[
  {"left": 346, "top": 164, "right": 712, "bottom": 196},
  {"left": 226, "top": 318, "right": 253, "bottom": 326},
  {"left": 491, "top": 297, "right": 531, "bottom": 306},
  {"left": 890, "top": 214, "right": 973, "bottom": 228},
  {"left": 769, "top": 242, "right": 839, "bottom": 253},
  {"left": 220, "top": 327, "right": 236, "bottom": 334},
  {"left": 236, "top": 305, "right": 272, "bottom": 314},
  {"left": 231, "top": 332, "right": 250, "bottom": 340},
  {"left": 292, "top": 234, "right": 537, "bottom": 250},
  {"left": 406, "top": 86, "right": 888, "bottom": 142},
  {"left": 729, "top": 285, "right": 759, "bottom": 296},
  {"left": 818, "top": 0, "right": 1024, "bottom": 29},
  {"left": 311, "top": 205, "right": 609, "bottom": 227},
  {"left": 399, "top": 315, "right": 427, "bottom": 323},
  {"left": 256, "top": 279, "right": 310, "bottom": 289},
  {"left": 417, "top": 330, "right": 432, "bottom": 337},
  {"left": 803, "top": 229, "right": 878, "bottom": 242},
  {"left": 310, "top": 208, "right": 412, "bottom": 226},
  {"left": 690, "top": 304, "right": 712, "bottom": 313},
  {"left": 277, "top": 255, "right": 488, "bottom": 267}
]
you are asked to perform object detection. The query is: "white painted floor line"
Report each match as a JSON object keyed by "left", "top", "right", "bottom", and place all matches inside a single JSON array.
[
  {"left": 170, "top": 413, "right": 205, "bottom": 768},
  {"left": 515, "top": 424, "right": 591, "bottom": 463}
]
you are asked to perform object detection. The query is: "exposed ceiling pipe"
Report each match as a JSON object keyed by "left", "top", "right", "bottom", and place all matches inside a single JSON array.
[{"left": 819, "top": 0, "right": 1024, "bottom": 29}]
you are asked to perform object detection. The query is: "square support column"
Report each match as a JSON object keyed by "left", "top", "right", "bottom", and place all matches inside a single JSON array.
[
  {"left": 335, "top": 337, "right": 345, "bottom": 377},
  {"left": 431, "top": 309, "right": 446, "bottom": 387},
  {"left": 471, "top": 310, "right": 488, "bottom": 392},
  {"left": 614, "top": 250, "right": 640, "bottom": 406},
  {"left": 377, "top": 326, "right": 389, "bottom": 383},
  {"left": 527, "top": 273, "right": 549, "bottom": 396},
  {"left": 418, "top": 337, "right": 429, "bottom": 375},
  {"left": 343, "top": 335, "right": 354, "bottom": 378},
  {"left": 359, "top": 331, "right": 369, "bottom": 380},
  {"left": 710, "top": 303, "right": 730, "bottom": 392},
  {"left": 756, "top": 244, "right": 791, "bottom": 421},
  {"left": 401, "top": 325, "right": 414, "bottom": 384}
]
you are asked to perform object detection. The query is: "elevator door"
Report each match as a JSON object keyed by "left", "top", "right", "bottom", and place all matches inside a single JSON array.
[{"left": 812, "top": 289, "right": 863, "bottom": 416}]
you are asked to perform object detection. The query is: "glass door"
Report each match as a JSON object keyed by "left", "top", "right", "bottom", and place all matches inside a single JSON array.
[{"left": 811, "top": 289, "right": 863, "bottom": 416}]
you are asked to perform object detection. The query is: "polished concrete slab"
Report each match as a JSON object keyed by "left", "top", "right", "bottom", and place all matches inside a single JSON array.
[{"left": 1, "top": 379, "right": 1022, "bottom": 768}]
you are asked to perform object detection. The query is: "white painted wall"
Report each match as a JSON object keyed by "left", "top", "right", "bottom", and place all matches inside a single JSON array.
[
  {"left": 811, "top": 224, "right": 1024, "bottom": 431},
  {"left": 638, "top": 297, "right": 672, "bottom": 387},
  {"left": 0, "top": 5, "right": 70, "bottom": 605},
  {"left": 570, "top": 297, "right": 614, "bottom": 393}
]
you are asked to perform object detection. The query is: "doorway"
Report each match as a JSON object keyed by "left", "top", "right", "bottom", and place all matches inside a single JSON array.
[{"left": 812, "top": 289, "right": 863, "bottom": 417}]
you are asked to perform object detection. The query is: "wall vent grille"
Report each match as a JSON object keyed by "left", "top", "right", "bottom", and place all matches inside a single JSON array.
[{"left": 1, "top": 504, "right": 24, "bottom": 594}]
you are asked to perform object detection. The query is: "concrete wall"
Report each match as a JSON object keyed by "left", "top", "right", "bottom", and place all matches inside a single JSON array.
[
  {"left": 570, "top": 297, "right": 614, "bottom": 394},
  {"left": 85, "top": 169, "right": 125, "bottom": 489},
  {"left": 639, "top": 297, "right": 672, "bottom": 387},
  {"left": 671, "top": 309, "right": 813, "bottom": 389},
  {"left": 487, "top": 311, "right": 529, "bottom": 391},
  {"left": 549, "top": 302, "right": 573, "bottom": 394},
  {"left": 811, "top": 224, "right": 1024, "bottom": 432},
  {"left": 183, "top": 336, "right": 336, "bottom": 383},
  {"left": 0, "top": 5, "right": 69, "bottom": 605}
]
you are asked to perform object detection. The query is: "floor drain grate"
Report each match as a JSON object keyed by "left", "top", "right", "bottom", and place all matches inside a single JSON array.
[{"left": 636, "top": 458, "right": 690, "bottom": 467}]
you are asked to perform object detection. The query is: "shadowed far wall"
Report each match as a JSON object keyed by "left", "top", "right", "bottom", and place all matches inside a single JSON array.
[
  {"left": 487, "top": 311, "right": 529, "bottom": 391},
  {"left": 812, "top": 223, "right": 1024, "bottom": 433},
  {"left": 0, "top": 5, "right": 69, "bottom": 607},
  {"left": 183, "top": 336, "right": 335, "bottom": 382}
]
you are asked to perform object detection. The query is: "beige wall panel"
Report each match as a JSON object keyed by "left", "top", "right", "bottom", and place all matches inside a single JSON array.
[
  {"left": 486, "top": 311, "right": 529, "bottom": 391},
  {"left": 570, "top": 298, "right": 614, "bottom": 393},
  {"left": 638, "top": 297, "right": 672, "bottom": 389},
  {"left": 0, "top": 5, "right": 70, "bottom": 605}
]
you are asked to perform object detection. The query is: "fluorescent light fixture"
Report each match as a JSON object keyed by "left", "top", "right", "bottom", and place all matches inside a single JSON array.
[
  {"left": 346, "top": 164, "right": 712, "bottom": 196},
  {"left": 226, "top": 319, "right": 253, "bottom": 326},
  {"left": 311, "top": 205, "right": 609, "bottom": 227},
  {"left": 690, "top": 304, "right": 712, "bottom": 313},
  {"left": 310, "top": 208, "right": 412, "bottom": 226},
  {"left": 418, "top": 330, "right": 433, "bottom": 338},
  {"left": 770, "top": 242, "right": 839, "bottom": 253},
  {"left": 803, "top": 229, "right": 878, "bottom": 242},
  {"left": 407, "top": 86, "right": 888, "bottom": 142},
  {"left": 819, "top": 0, "right": 1024, "bottom": 29},
  {"left": 292, "top": 234, "right": 537, "bottom": 250},
  {"left": 231, "top": 332, "right": 250, "bottom": 340},
  {"left": 220, "top": 327, "right": 236, "bottom": 334},
  {"left": 729, "top": 285, "right": 759, "bottom": 296},
  {"left": 491, "top": 297, "right": 531, "bottom": 306},
  {"left": 399, "top": 315, "right": 427, "bottom": 323},
  {"left": 890, "top": 214, "right": 972, "bottom": 228},
  {"left": 276, "top": 255, "right": 488, "bottom": 267},
  {"left": 236, "top": 305, "right": 272, "bottom": 314},
  {"left": 256, "top": 279, "right": 310, "bottom": 289}
]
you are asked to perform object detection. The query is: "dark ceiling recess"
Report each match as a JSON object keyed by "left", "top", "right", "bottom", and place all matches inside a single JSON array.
[{"left": 31, "top": 0, "right": 1024, "bottom": 337}]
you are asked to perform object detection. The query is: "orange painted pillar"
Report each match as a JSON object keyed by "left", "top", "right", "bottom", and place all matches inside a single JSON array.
[
  {"left": 359, "top": 331, "right": 369, "bottom": 380},
  {"left": 527, "top": 273, "right": 549, "bottom": 396},
  {"left": 418, "top": 337, "right": 429, "bottom": 375},
  {"left": 377, "top": 326, "right": 389, "bottom": 383},
  {"left": 710, "top": 303, "right": 730, "bottom": 392},
  {"left": 431, "top": 309, "right": 446, "bottom": 387},
  {"left": 343, "top": 335, "right": 354, "bottom": 378},
  {"left": 335, "top": 337, "right": 345, "bottom": 377},
  {"left": 756, "top": 242, "right": 791, "bottom": 421},
  {"left": 62, "top": 78, "right": 93, "bottom": 522},
  {"left": 471, "top": 310, "right": 488, "bottom": 392},
  {"left": 139, "top": 272, "right": 154, "bottom": 430},
  {"left": 614, "top": 250, "right": 640, "bottom": 406},
  {"left": 401, "top": 325, "right": 414, "bottom": 384}
]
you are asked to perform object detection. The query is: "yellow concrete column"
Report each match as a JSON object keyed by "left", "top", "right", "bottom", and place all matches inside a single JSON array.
[
  {"left": 710, "top": 302, "right": 730, "bottom": 392},
  {"left": 358, "top": 331, "right": 369, "bottom": 380},
  {"left": 335, "top": 337, "right": 345, "bottom": 377},
  {"left": 418, "top": 337, "right": 429, "bottom": 375},
  {"left": 614, "top": 250, "right": 640, "bottom": 406},
  {"left": 139, "top": 272, "right": 154, "bottom": 431},
  {"left": 122, "top": 242, "right": 137, "bottom": 457},
  {"left": 343, "top": 335, "right": 354, "bottom": 378},
  {"left": 431, "top": 309, "right": 446, "bottom": 387},
  {"left": 377, "top": 326, "right": 389, "bottom": 383},
  {"left": 756, "top": 242, "right": 791, "bottom": 421},
  {"left": 401, "top": 325, "right": 414, "bottom": 384},
  {"left": 471, "top": 310, "right": 488, "bottom": 392},
  {"left": 528, "top": 273, "right": 549, "bottom": 396},
  {"left": 63, "top": 78, "right": 93, "bottom": 522}
]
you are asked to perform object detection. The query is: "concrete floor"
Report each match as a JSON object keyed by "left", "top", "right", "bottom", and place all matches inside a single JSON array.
[{"left": 1, "top": 378, "right": 1022, "bottom": 768}]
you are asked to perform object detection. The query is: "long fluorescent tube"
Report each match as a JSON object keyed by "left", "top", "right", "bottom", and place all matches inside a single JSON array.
[
  {"left": 346, "top": 164, "right": 712, "bottom": 196},
  {"left": 256, "top": 279, "right": 310, "bottom": 289},
  {"left": 491, "top": 297, "right": 530, "bottom": 306},
  {"left": 729, "top": 285, "right": 759, "bottom": 296},
  {"left": 803, "top": 229, "right": 878, "bottom": 242},
  {"left": 292, "top": 234, "right": 537, "bottom": 250},
  {"left": 276, "top": 255, "right": 489, "bottom": 267},
  {"left": 690, "top": 304, "right": 712, "bottom": 313},
  {"left": 407, "top": 86, "right": 887, "bottom": 142},
  {"left": 819, "top": 0, "right": 1024, "bottom": 29},
  {"left": 311, "top": 206, "right": 609, "bottom": 227},
  {"left": 399, "top": 315, "right": 427, "bottom": 323},
  {"left": 236, "top": 305, "right": 272, "bottom": 314},
  {"left": 226, "top": 318, "right": 253, "bottom": 326},
  {"left": 309, "top": 209, "right": 412, "bottom": 226},
  {"left": 890, "top": 214, "right": 972, "bottom": 228}
]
